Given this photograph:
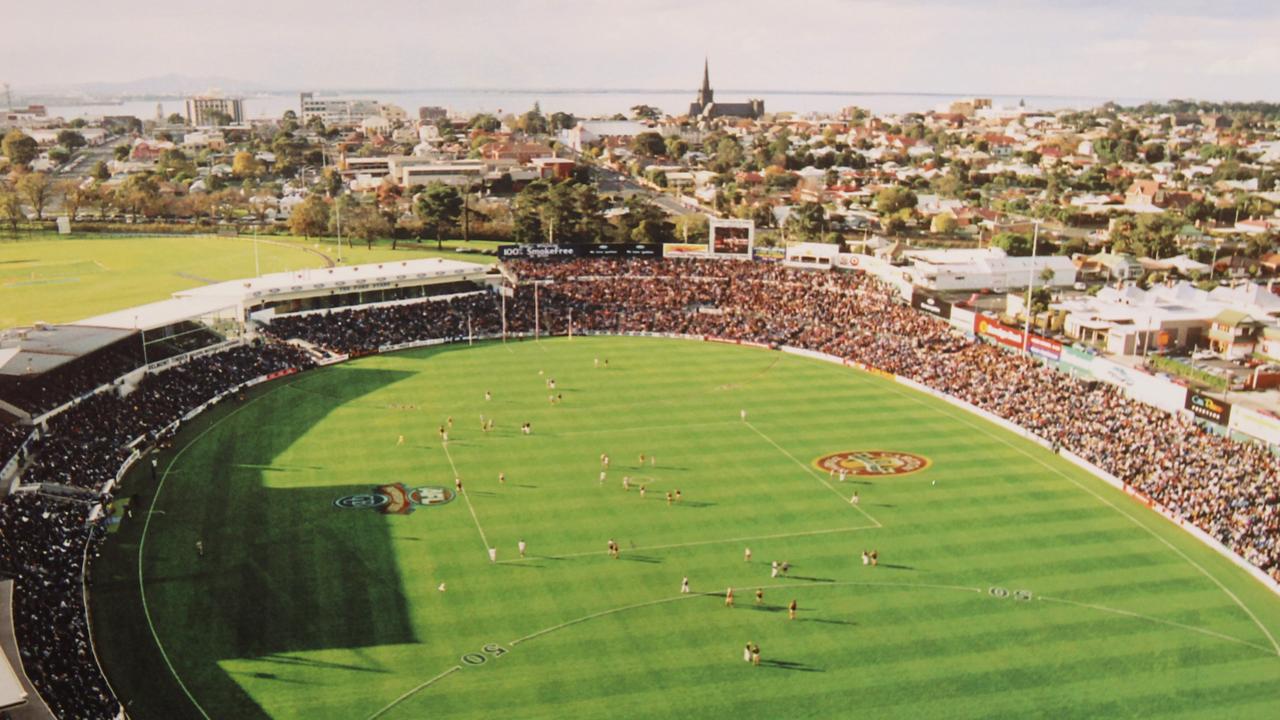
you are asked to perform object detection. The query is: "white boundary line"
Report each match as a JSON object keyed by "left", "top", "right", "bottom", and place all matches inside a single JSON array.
[
  {"left": 137, "top": 385, "right": 286, "bottom": 720},
  {"left": 495, "top": 523, "right": 879, "bottom": 564},
  {"left": 743, "top": 420, "right": 882, "bottom": 527},
  {"left": 875, "top": 379, "right": 1280, "bottom": 657},
  {"left": 364, "top": 665, "right": 461, "bottom": 720},
  {"left": 1036, "top": 595, "right": 1276, "bottom": 655},
  {"left": 440, "top": 440, "right": 491, "bottom": 555},
  {"left": 376, "top": 575, "right": 1276, "bottom": 716}
]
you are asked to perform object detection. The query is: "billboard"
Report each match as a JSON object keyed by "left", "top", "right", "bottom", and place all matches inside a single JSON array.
[
  {"left": 973, "top": 315, "right": 1025, "bottom": 350},
  {"left": 1184, "top": 390, "right": 1232, "bottom": 426},
  {"left": 498, "top": 243, "right": 661, "bottom": 260},
  {"left": 1026, "top": 334, "right": 1062, "bottom": 362},
  {"left": 1228, "top": 405, "right": 1280, "bottom": 447},
  {"left": 664, "top": 243, "right": 711, "bottom": 258},
  {"left": 910, "top": 290, "right": 952, "bottom": 320},
  {"left": 709, "top": 218, "right": 754, "bottom": 257}
]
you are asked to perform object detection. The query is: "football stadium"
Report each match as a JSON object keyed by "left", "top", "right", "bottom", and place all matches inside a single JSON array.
[{"left": 2, "top": 248, "right": 1280, "bottom": 719}]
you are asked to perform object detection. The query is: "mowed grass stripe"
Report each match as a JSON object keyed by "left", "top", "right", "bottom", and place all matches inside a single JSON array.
[{"left": 102, "top": 337, "right": 1280, "bottom": 720}]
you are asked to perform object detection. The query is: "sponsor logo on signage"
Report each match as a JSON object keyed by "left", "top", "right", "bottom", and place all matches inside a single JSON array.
[
  {"left": 334, "top": 482, "right": 454, "bottom": 514},
  {"left": 911, "top": 291, "right": 953, "bottom": 319},
  {"left": 813, "top": 450, "right": 931, "bottom": 477},
  {"left": 1184, "top": 391, "right": 1231, "bottom": 425},
  {"left": 975, "top": 317, "right": 1025, "bottom": 348}
]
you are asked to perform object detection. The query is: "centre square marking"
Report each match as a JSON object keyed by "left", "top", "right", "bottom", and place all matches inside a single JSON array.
[
  {"left": 334, "top": 482, "right": 455, "bottom": 514},
  {"left": 813, "top": 450, "right": 931, "bottom": 477}
]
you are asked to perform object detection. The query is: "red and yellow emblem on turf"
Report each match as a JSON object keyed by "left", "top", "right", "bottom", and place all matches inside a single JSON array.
[{"left": 813, "top": 450, "right": 931, "bottom": 476}]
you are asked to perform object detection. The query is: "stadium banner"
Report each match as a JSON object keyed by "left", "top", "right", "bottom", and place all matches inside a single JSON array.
[
  {"left": 1184, "top": 390, "right": 1232, "bottom": 426},
  {"left": 1090, "top": 357, "right": 1188, "bottom": 414},
  {"left": 754, "top": 246, "right": 786, "bottom": 262},
  {"left": 1026, "top": 334, "right": 1062, "bottom": 362},
  {"left": 973, "top": 315, "right": 1025, "bottom": 350},
  {"left": 910, "top": 289, "right": 952, "bottom": 320},
  {"left": 949, "top": 305, "right": 976, "bottom": 335},
  {"left": 1060, "top": 345, "right": 1096, "bottom": 376},
  {"left": 498, "top": 243, "right": 660, "bottom": 260},
  {"left": 664, "top": 243, "right": 711, "bottom": 258},
  {"left": 1228, "top": 405, "right": 1280, "bottom": 447}
]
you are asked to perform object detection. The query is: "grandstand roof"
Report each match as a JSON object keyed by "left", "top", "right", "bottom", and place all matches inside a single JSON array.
[
  {"left": 0, "top": 324, "right": 136, "bottom": 376},
  {"left": 77, "top": 295, "right": 240, "bottom": 332},
  {"left": 177, "top": 257, "right": 492, "bottom": 304},
  {"left": 75, "top": 258, "right": 493, "bottom": 331}
]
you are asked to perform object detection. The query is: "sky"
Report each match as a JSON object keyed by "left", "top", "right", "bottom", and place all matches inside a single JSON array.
[{"left": 4, "top": 0, "right": 1279, "bottom": 101}]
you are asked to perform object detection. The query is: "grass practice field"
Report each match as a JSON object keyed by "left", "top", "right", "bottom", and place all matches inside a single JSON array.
[
  {"left": 0, "top": 235, "right": 498, "bottom": 327},
  {"left": 92, "top": 337, "right": 1280, "bottom": 720}
]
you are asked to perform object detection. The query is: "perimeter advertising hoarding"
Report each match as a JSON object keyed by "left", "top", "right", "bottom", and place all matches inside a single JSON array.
[
  {"left": 910, "top": 290, "right": 952, "bottom": 320},
  {"left": 973, "top": 315, "right": 1025, "bottom": 350},
  {"left": 1026, "top": 334, "right": 1063, "bottom": 362},
  {"left": 664, "top": 243, "right": 711, "bottom": 258},
  {"left": 1092, "top": 357, "right": 1189, "bottom": 414},
  {"left": 1185, "top": 390, "right": 1232, "bottom": 426},
  {"left": 498, "top": 243, "right": 660, "bottom": 260},
  {"left": 1228, "top": 405, "right": 1280, "bottom": 447}
]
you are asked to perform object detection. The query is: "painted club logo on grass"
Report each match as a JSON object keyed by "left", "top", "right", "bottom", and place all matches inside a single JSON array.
[
  {"left": 334, "top": 482, "right": 454, "bottom": 514},
  {"left": 813, "top": 451, "right": 931, "bottom": 477}
]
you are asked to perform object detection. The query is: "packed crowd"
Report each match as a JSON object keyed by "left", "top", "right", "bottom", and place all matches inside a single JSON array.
[
  {"left": 0, "top": 494, "right": 116, "bottom": 720},
  {"left": 1, "top": 422, "right": 31, "bottom": 471},
  {"left": 268, "top": 257, "right": 1279, "bottom": 583},
  {"left": 0, "top": 339, "right": 311, "bottom": 718},
  {"left": 0, "top": 339, "right": 146, "bottom": 417}
]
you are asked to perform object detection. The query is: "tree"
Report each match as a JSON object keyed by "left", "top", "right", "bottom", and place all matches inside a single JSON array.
[
  {"left": 289, "top": 194, "right": 330, "bottom": 240},
  {"left": 930, "top": 212, "right": 958, "bottom": 234},
  {"left": 16, "top": 173, "right": 53, "bottom": 221},
  {"left": 673, "top": 213, "right": 708, "bottom": 243},
  {"left": 785, "top": 202, "right": 827, "bottom": 242},
  {"left": 114, "top": 144, "right": 131, "bottom": 162},
  {"left": 166, "top": 113, "right": 186, "bottom": 125},
  {"left": 630, "top": 104, "right": 661, "bottom": 121},
  {"left": 0, "top": 188, "right": 23, "bottom": 238},
  {"left": 90, "top": 160, "right": 111, "bottom": 182},
  {"left": 467, "top": 114, "right": 501, "bottom": 132},
  {"left": 59, "top": 180, "right": 90, "bottom": 221},
  {"left": 665, "top": 136, "right": 689, "bottom": 160},
  {"left": 415, "top": 182, "right": 463, "bottom": 249},
  {"left": 232, "top": 151, "right": 262, "bottom": 179},
  {"left": 991, "top": 232, "right": 1033, "bottom": 257},
  {"left": 56, "top": 130, "right": 86, "bottom": 151},
  {"left": 548, "top": 111, "right": 576, "bottom": 131},
  {"left": 710, "top": 137, "right": 743, "bottom": 173},
  {"left": 2, "top": 130, "right": 38, "bottom": 168},
  {"left": 344, "top": 202, "right": 393, "bottom": 249},
  {"left": 614, "top": 196, "right": 673, "bottom": 244},
  {"left": 875, "top": 186, "right": 917, "bottom": 217},
  {"left": 630, "top": 132, "right": 666, "bottom": 158}
]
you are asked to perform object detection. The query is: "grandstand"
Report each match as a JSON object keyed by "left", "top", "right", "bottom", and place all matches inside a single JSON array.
[{"left": 0, "top": 249, "right": 1278, "bottom": 718}]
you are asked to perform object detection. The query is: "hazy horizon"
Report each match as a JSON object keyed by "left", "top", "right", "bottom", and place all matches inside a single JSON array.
[{"left": 5, "top": 1, "right": 1279, "bottom": 103}]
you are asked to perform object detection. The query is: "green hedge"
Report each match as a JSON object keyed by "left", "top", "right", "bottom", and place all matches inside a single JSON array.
[{"left": 1149, "top": 354, "right": 1228, "bottom": 390}]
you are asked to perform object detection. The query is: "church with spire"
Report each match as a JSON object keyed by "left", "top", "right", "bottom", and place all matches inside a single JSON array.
[{"left": 687, "top": 59, "right": 764, "bottom": 120}]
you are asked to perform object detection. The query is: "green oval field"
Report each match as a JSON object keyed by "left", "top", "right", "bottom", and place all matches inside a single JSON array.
[{"left": 91, "top": 337, "right": 1280, "bottom": 720}]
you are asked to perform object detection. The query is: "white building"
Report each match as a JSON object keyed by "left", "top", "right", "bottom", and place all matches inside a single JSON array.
[
  {"left": 299, "top": 93, "right": 383, "bottom": 126},
  {"left": 904, "top": 247, "right": 1077, "bottom": 292}
]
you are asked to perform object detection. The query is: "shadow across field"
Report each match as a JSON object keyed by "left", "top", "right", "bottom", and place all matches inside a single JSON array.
[{"left": 91, "top": 367, "right": 419, "bottom": 720}]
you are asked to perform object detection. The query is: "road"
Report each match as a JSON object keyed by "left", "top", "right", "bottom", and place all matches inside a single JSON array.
[{"left": 589, "top": 164, "right": 699, "bottom": 217}]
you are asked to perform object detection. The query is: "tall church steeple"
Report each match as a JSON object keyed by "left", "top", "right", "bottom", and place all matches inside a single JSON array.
[{"left": 698, "top": 57, "right": 713, "bottom": 106}]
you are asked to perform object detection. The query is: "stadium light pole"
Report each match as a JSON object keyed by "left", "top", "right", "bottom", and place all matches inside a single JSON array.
[{"left": 1022, "top": 221, "right": 1040, "bottom": 354}]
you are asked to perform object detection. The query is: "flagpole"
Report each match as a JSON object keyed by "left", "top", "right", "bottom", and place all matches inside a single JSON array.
[
  {"left": 534, "top": 282, "right": 540, "bottom": 341},
  {"left": 501, "top": 287, "right": 507, "bottom": 342}
]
